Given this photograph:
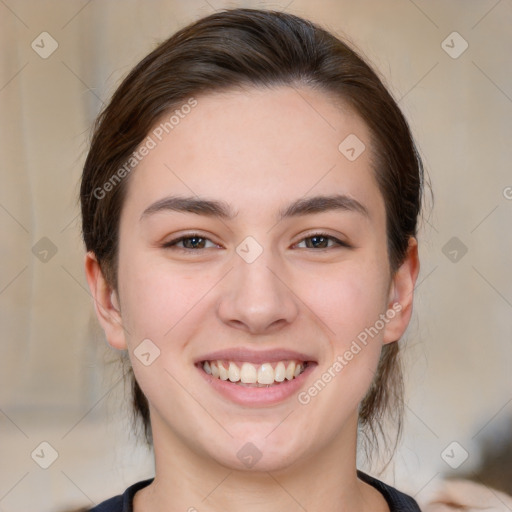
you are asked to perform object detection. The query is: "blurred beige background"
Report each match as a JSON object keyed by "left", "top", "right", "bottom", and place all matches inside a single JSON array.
[{"left": 1, "top": 0, "right": 511, "bottom": 510}]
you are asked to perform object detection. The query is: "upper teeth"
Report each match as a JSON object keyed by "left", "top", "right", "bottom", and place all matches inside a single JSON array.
[{"left": 202, "top": 360, "right": 305, "bottom": 385}]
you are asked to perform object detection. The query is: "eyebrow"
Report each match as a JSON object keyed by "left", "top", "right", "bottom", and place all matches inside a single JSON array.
[{"left": 140, "top": 193, "right": 370, "bottom": 222}]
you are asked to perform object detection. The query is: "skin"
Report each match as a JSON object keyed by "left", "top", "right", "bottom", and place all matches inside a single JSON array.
[{"left": 85, "top": 85, "right": 419, "bottom": 512}]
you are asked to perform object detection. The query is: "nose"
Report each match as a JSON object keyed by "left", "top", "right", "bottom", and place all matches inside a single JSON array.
[{"left": 217, "top": 246, "right": 299, "bottom": 335}]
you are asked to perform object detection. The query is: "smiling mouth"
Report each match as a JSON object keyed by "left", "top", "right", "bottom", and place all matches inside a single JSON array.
[{"left": 199, "top": 360, "right": 310, "bottom": 387}]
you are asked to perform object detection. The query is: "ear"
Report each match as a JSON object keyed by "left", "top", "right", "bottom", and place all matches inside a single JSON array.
[
  {"left": 84, "top": 251, "right": 127, "bottom": 350},
  {"left": 383, "top": 237, "right": 420, "bottom": 344}
]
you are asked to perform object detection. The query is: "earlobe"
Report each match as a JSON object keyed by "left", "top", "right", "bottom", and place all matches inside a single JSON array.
[
  {"left": 383, "top": 237, "right": 420, "bottom": 344},
  {"left": 84, "top": 251, "right": 127, "bottom": 350}
]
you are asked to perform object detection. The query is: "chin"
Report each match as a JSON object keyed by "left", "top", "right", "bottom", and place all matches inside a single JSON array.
[
  {"left": 208, "top": 431, "right": 312, "bottom": 473},
  {"left": 217, "top": 449, "right": 303, "bottom": 473}
]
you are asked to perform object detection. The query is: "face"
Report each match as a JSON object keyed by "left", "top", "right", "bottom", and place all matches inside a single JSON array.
[{"left": 87, "top": 85, "right": 418, "bottom": 472}]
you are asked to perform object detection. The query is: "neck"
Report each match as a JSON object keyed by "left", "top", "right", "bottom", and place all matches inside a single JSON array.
[{"left": 134, "top": 413, "right": 388, "bottom": 512}]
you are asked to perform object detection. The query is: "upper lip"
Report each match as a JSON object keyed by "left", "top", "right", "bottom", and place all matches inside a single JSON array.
[{"left": 195, "top": 348, "right": 317, "bottom": 365}]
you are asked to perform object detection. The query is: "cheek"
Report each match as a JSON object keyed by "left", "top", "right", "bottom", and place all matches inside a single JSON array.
[
  {"left": 295, "top": 265, "right": 388, "bottom": 433},
  {"left": 298, "top": 257, "right": 390, "bottom": 345},
  {"left": 117, "top": 256, "right": 208, "bottom": 411},
  {"left": 117, "top": 253, "right": 206, "bottom": 343},
  {"left": 295, "top": 255, "right": 390, "bottom": 407}
]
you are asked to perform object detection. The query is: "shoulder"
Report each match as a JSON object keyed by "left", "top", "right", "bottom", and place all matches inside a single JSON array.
[
  {"left": 88, "top": 479, "right": 154, "bottom": 512},
  {"left": 357, "top": 470, "right": 421, "bottom": 512}
]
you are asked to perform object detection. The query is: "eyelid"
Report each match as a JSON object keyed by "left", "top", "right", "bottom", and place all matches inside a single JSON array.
[
  {"left": 161, "top": 230, "right": 352, "bottom": 251},
  {"left": 293, "top": 231, "right": 351, "bottom": 249},
  {"left": 161, "top": 232, "right": 220, "bottom": 250}
]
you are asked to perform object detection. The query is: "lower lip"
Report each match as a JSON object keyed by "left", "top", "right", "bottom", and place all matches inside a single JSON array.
[{"left": 197, "top": 363, "right": 316, "bottom": 406}]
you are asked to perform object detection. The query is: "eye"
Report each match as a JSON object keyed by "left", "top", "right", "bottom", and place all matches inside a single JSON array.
[
  {"left": 162, "top": 234, "right": 218, "bottom": 251},
  {"left": 294, "top": 232, "right": 350, "bottom": 250},
  {"left": 161, "top": 232, "right": 351, "bottom": 252}
]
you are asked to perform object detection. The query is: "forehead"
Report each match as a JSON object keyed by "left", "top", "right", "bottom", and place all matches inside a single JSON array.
[{"left": 123, "top": 85, "right": 384, "bottom": 223}]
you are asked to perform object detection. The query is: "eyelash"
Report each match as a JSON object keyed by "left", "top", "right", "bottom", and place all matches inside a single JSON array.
[{"left": 161, "top": 232, "right": 351, "bottom": 252}]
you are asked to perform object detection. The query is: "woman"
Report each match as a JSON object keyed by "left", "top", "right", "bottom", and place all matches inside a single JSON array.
[{"left": 81, "top": 8, "right": 423, "bottom": 511}]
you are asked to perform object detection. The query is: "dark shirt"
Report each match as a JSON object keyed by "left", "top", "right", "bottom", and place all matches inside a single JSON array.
[{"left": 88, "top": 470, "right": 421, "bottom": 511}]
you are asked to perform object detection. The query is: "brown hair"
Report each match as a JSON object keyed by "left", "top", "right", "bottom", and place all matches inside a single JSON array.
[{"left": 81, "top": 8, "right": 425, "bottom": 464}]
